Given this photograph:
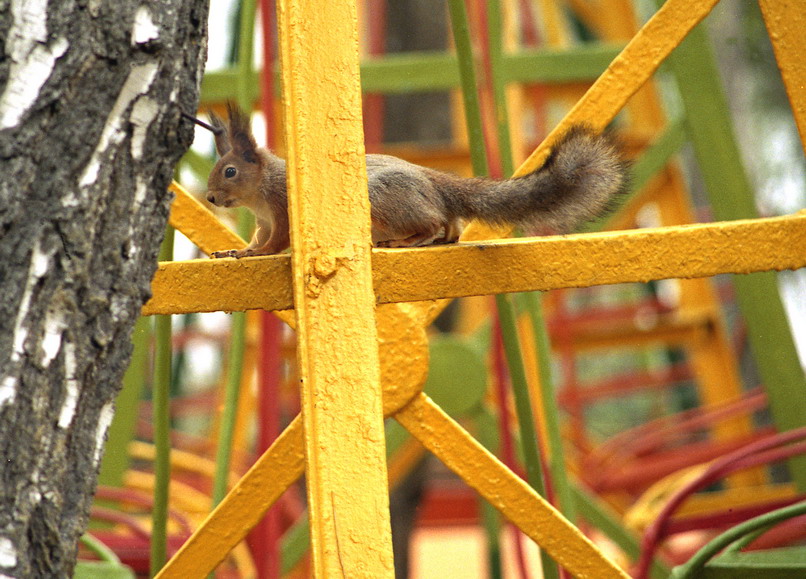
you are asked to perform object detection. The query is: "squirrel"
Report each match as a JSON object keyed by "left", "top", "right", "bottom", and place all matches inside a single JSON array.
[{"left": 204, "top": 103, "right": 627, "bottom": 258}]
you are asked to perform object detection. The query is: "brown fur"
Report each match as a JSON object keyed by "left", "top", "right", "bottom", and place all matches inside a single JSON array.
[{"left": 206, "top": 104, "right": 628, "bottom": 257}]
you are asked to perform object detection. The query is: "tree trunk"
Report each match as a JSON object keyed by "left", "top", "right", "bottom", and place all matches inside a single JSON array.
[{"left": 0, "top": 1, "right": 208, "bottom": 576}]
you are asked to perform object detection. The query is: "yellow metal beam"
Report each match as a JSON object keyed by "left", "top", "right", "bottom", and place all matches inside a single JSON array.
[
  {"left": 144, "top": 212, "right": 806, "bottom": 315},
  {"left": 276, "top": 0, "right": 394, "bottom": 577},
  {"left": 167, "top": 182, "right": 246, "bottom": 256},
  {"left": 154, "top": 417, "right": 305, "bottom": 578},
  {"left": 396, "top": 393, "right": 630, "bottom": 578},
  {"left": 758, "top": 0, "right": 806, "bottom": 148},
  {"left": 374, "top": 213, "right": 806, "bottom": 302}
]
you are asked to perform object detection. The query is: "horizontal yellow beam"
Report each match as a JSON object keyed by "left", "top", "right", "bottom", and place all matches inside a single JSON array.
[
  {"left": 374, "top": 212, "right": 806, "bottom": 303},
  {"left": 146, "top": 254, "right": 293, "bottom": 315},
  {"left": 144, "top": 212, "right": 806, "bottom": 316}
]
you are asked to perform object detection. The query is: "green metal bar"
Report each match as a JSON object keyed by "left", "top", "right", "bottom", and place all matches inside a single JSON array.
[
  {"left": 520, "top": 292, "right": 576, "bottom": 520},
  {"left": 496, "top": 293, "right": 560, "bottom": 579},
  {"left": 179, "top": 149, "right": 215, "bottom": 186},
  {"left": 671, "top": 501, "right": 806, "bottom": 579},
  {"left": 485, "top": 5, "right": 562, "bottom": 575},
  {"left": 280, "top": 510, "right": 310, "bottom": 576},
  {"left": 571, "top": 484, "right": 671, "bottom": 579},
  {"left": 236, "top": 0, "right": 257, "bottom": 108},
  {"left": 486, "top": 0, "right": 515, "bottom": 177},
  {"left": 476, "top": 408, "right": 504, "bottom": 579},
  {"left": 80, "top": 533, "right": 125, "bottom": 565},
  {"left": 627, "top": 120, "right": 686, "bottom": 200},
  {"left": 450, "top": 2, "right": 559, "bottom": 575},
  {"left": 659, "top": 4, "right": 806, "bottom": 491},
  {"left": 447, "top": 5, "right": 507, "bottom": 577},
  {"left": 500, "top": 44, "right": 623, "bottom": 84},
  {"left": 693, "top": 547, "right": 806, "bottom": 579},
  {"left": 447, "top": 0, "right": 488, "bottom": 176},
  {"left": 150, "top": 228, "right": 174, "bottom": 577},
  {"left": 210, "top": 311, "right": 248, "bottom": 508},
  {"left": 98, "top": 316, "right": 150, "bottom": 489},
  {"left": 199, "top": 44, "right": 622, "bottom": 103}
]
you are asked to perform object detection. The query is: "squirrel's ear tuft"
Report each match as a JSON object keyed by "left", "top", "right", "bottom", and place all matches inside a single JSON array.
[
  {"left": 225, "top": 102, "right": 260, "bottom": 164},
  {"left": 208, "top": 109, "right": 231, "bottom": 156}
]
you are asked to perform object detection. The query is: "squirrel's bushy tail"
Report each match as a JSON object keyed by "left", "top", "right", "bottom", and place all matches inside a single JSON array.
[{"left": 462, "top": 126, "right": 628, "bottom": 233}]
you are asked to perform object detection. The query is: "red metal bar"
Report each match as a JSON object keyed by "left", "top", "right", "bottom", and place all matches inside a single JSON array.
[
  {"left": 556, "top": 363, "right": 694, "bottom": 406},
  {"left": 634, "top": 426, "right": 806, "bottom": 579},
  {"left": 666, "top": 496, "right": 805, "bottom": 535},
  {"left": 469, "top": 0, "right": 503, "bottom": 179},
  {"left": 250, "top": 2, "right": 284, "bottom": 577},
  {"left": 585, "top": 388, "right": 768, "bottom": 475},
  {"left": 590, "top": 430, "right": 775, "bottom": 494},
  {"left": 363, "top": 0, "right": 388, "bottom": 152},
  {"left": 491, "top": 313, "right": 532, "bottom": 579}
]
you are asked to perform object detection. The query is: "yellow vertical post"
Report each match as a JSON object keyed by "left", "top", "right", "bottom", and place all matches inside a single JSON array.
[{"left": 276, "top": 0, "right": 394, "bottom": 577}]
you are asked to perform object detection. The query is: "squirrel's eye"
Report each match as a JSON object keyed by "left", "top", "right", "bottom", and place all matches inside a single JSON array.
[{"left": 224, "top": 167, "right": 237, "bottom": 178}]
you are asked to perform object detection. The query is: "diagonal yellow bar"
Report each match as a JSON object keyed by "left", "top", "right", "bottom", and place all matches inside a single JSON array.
[
  {"left": 395, "top": 393, "right": 629, "bottom": 578},
  {"left": 518, "top": 0, "right": 721, "bottom": 172},
  {"left": 276, "top": 0, "right": 394, "bottom": 577},
  {"left": 167, "top": 182, "right": 246, "bottom": 257},
  {"left": 144, "top": 212, "right": 806, "bottom": 315},
  {"left": 757, "top": 0, "right": 806, "bottom": 148},
  {"left": 154, "top": 303, "right": 429, "bottom": 577},
  {"left": 155, "top": 417, "right": 305, "bottom": 578},
  {"left": 166, "top": 182, "right": 299, "bottom": 326},
  {"left": 460, "top": 0, "right": 721, "bottom": 244}
]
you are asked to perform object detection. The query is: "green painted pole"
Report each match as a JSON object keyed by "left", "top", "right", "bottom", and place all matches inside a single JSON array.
[
  {"left": 520, "top": 292, "right": 576, "bottom": 521},
  {"left": 447, "top": 0, "right": 488, "bottom": 177},
  {"left": 98, "top": 316, "right": 150, "bottom": 489},
  {"left": 486, "top": 0, "right": 515, "bottom": 177},
  {"left": 659, "top": 5, "right": 806, "bottom": 491},
  {"left": 571, "top": 484, "right": 671, "bottom": 579},
  {"left": 671, "top": 500, "right": 806, "bottom": 579},
  {"left": 151, "top": 227, "right": 174, "bottom": 577},
  {"left": 476, "top": 408, "right": 504, "bottom": 579},
  {"left": 199, "top": 45, "right": 623, "bottom": 102},
  {"left": 487, "top": 0, "right": 577, "bottom": 567}
]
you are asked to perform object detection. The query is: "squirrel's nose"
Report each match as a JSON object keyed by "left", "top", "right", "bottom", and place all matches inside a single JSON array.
[{"left": 206, "top": 192, "right": 216, "bottom": 204}]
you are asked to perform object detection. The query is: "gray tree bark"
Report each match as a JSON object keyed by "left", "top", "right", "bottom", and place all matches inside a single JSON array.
[{"left": 0, "top": 0, "right": 208, "bottom": 576}]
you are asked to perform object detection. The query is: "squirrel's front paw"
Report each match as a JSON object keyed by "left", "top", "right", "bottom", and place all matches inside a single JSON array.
[{"left": 211, "top": 249, "right": 240, "bottom": 259}]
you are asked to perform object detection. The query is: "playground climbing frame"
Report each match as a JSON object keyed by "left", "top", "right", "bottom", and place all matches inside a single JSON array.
[{"left": 147, "top": 0, "right": 806, "bottom": 576}]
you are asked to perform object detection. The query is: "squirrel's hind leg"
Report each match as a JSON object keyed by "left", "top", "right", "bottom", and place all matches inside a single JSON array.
[{"left": 375, "top": 221, "right": 448, "bottom": 248}]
